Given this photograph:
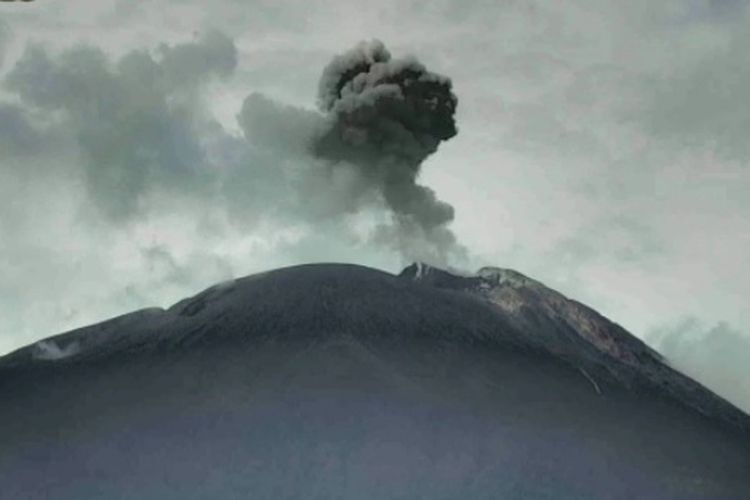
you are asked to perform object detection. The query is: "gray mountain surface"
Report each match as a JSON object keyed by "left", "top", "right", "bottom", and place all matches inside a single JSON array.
[{"left": 1, "top": 263, "right": 749, "bottom": 499}]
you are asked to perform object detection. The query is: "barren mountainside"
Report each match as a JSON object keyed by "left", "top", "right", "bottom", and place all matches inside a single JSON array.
[{"left": 1, "top": 263, "right": 749, "bottom": 499}]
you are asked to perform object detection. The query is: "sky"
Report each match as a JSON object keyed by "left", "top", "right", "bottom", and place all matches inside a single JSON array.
[{"left": 0, "top": 0, "right": 748, "bottom": 411}]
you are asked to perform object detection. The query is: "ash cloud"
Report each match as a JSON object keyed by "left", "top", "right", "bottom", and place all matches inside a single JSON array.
[
  {"left": 0, "top": 32, "right": 466, "bottom": 351},
  {"left": 312, "top": 40, "right": 462, "bottom": 263},
  {"left": 3, "top": 35, "right": 462, "bottom": 262}
]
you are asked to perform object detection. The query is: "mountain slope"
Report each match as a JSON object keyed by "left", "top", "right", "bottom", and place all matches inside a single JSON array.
[
  {"left": 1, "top": 263, "right": 749, "bottom": 499},
  {"left": 400, "top": 263, "right": 750, "bottom": 432}
]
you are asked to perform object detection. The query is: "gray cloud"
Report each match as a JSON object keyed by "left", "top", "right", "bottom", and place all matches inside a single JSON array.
[
  {"left": 0, "top": 21, "right": 8, "bottom": 67},
  {"left": 641, "top": 22, "right": 750, "bottom": 162},
  {"left": 685, "top": 0, "right": 749, "bottom": 22},
  {"left": 4, "top": 31, "right": 237, "bottom": 221},
  {"left": 312, "top": 40, "right": 463, "bottom": 264},
  {"left": 649, "top": 319, "right": 750, "bottom": 413},
  {"left": 0, "top": 102, "right": 40, "bottom": 155},
  {"left": 3, "top": 33, "right": 461, "bottom": 263},
  {"left": 156, "top": 30, "right": 237, "bottom": 87}
]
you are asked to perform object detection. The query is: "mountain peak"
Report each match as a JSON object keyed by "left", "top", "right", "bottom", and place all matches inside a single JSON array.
[
  {"left": 2, "top": 262, "right": 749, "bottom": 498},
  {"left": 475, "top": 266, "right": 541, "bottom": 288},
  {"left": 400, "top": 262, "right": 542, "bottom": 290},
  {"left": 3, "top": 261, "right": 748, "bottom": 433}
]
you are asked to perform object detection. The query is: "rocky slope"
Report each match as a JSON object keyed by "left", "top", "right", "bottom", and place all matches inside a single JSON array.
[{"left": 1, "top": 263, "right": 749, "bottom": 499}]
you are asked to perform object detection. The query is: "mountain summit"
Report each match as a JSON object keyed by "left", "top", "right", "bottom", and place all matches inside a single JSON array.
[{"left": 2, "top": 263, "right": 749, "bottom": 499}]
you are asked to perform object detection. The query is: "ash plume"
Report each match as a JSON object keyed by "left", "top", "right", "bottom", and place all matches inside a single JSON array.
[{"left": 312, "top": 40, "right": 463, "bottom": 263}]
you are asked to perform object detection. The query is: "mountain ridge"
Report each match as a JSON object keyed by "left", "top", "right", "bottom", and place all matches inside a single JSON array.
[
  {"left": 3, "top": 261, "right": 748, "bottom": 434},
  {"left": 2, "top": 262, "right": 750, "bottom": 499}
]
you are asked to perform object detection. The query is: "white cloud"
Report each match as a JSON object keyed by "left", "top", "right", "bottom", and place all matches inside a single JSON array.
[{"left": 648, "top": 319, "right": 750, "bottom": 413}]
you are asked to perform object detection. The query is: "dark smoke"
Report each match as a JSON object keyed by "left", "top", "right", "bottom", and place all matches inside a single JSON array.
[{"left": 312, "top": 40, "right": 463, "bottom": 263}]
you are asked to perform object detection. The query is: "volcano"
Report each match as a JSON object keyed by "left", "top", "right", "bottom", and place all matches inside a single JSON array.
[{"left": 1, "top": 263, "right": 749, "bottom": 499}]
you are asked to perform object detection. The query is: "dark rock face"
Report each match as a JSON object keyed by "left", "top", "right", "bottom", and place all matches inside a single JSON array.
[{"left": 1, "top": 263, "right": 749, "bottom": 499}]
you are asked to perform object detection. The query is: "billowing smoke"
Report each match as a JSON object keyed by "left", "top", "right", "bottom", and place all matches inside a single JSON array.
[
  {"left": 0, "top": 33, "right": 466, "bottom": 352},
  {"left": 312, "top": 40, "right": 462, "bottom": 263}
]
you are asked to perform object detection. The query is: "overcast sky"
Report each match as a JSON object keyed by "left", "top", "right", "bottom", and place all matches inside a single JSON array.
[{"left": 0, "top": 0, "right": 748, "bottom": 411}]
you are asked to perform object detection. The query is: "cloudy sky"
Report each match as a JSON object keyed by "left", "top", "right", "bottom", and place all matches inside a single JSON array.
[{"left": 0, "top": 0, "right": 749, "bottom": 411}]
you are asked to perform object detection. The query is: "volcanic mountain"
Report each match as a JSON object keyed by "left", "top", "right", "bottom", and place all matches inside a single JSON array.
[{"left": 1, "top": 263, "right": 749, "bottom": 499}]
